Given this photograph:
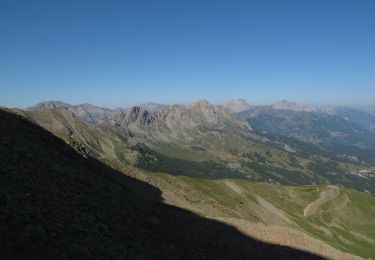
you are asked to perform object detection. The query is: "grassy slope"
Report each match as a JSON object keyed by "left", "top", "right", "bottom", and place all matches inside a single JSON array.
[{"left": 126, "top": 170, "right": 375, "bottom": 259}]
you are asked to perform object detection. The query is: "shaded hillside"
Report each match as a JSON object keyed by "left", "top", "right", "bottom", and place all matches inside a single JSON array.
[{"left": 0, "top": 108, "right": 323, "bottom": 259}]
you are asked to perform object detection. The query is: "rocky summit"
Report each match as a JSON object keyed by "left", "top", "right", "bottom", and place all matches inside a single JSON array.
[{"left": 224, "top": 98, "right": 252, "bottom": 113}]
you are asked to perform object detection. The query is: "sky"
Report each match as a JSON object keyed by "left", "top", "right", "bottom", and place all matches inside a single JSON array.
[{"left": 0, "top": 0, "right": 374, "bottom": 110}]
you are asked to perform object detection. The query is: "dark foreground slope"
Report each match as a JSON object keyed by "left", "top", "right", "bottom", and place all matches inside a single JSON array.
[{"left": 0, "top": 108, "right": 323, "bottom": 259}]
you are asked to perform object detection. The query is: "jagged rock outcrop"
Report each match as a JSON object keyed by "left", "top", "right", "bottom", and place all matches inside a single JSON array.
[
  {"left": 107, "top": 99, "right": 252, "bottom": 142},
  {"left": 111, "top": 107, "right": 157, "bottom": 127}
]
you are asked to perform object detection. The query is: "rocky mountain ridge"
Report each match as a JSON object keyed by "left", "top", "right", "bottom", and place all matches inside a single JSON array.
[
  {"left": 27, "top": 101, "right": 118, "bottom": 123},
  {"left": 108, "top": 99, "right": 252, "bottom": 142}
]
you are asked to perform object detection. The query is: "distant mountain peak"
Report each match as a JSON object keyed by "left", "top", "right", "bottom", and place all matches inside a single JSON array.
[
  {"left": 28, "top": 101, "right": 120, "bottom": 123},
  {"left": 272, "top": 100, "right": 316, "bottom": 112},
  {"left": 224, "top": 99, "right": 251, "bottom": 112},
  {"left": 272, "top": 100, "right": 297, "bottom": 109},
  {"left": 186, "top": 99, "right": 211, "bottom": 108},
  {"left": 127, "top": 106, "right": 149, "bottom": 119},
  {"left": 28, "top": 101, "right": 72, "bottom": 110}
]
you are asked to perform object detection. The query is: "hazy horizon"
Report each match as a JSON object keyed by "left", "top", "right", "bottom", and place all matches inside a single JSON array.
[{"left": 7, "top": 97, "right": 374, "bottom": 115}]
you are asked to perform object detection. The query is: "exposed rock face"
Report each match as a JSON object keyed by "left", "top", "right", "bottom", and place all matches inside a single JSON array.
[
  {"left": 225, "top": 99, "right": 252, "bottom": 113},
  {"left": 108, "top": 99, "right": 252, "bottom": 141},
  {"left": 111, "top": 107, "right": 157, "bottom": 127},
  {"left": 186, "top": 99, "right": 236, "bottom": 124},
  {"left": 69, "top": 137, "right": 89, "bottom": 158},
  {"left": 186, "top": 99, "right": 211, "bottom": 108}
]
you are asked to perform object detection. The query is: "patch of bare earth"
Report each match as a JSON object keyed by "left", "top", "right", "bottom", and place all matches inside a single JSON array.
[
  {"left": 256, "top": 196, "right": 293, "bottom": 225},
  {"left": 131, "top": 175, "right": 362, "bottom": 260},
  {"left": 304, "top": 185, "right": 340, "bottom": 217},
  {"left": 349, "top": 231, "right": 375, "bottom": 245},
  {"left": 224, "top": 180, "right": 243, "bottom": 194}
]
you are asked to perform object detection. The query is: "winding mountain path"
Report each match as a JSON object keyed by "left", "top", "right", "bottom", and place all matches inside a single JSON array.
[{"left": 303, "top": 185, "right": 340, "bottom": 217}]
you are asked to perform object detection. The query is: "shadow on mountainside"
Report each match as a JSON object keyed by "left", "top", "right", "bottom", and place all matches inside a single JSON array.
[{"left": 0, "top": 108, "right": 324, "bottom": 259}]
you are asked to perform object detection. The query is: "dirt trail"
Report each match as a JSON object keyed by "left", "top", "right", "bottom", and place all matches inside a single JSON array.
[
  {"left": 304, "top": 185, "right": 340, "bottom": 217},
  {"left": 153, "top": 179, "right": 362, "bottom": 260},
  {"left": 349, "top": 231, "right": 375, "bottom": 245},
  {"left": 224, "top": 180, "right": 243, "bottom": 194},
  {"left": 256, "top": 196, "right": 293, "bottom": 224},
  {"left": 332, "top": 193, "right": 350, "bottom": 212}
]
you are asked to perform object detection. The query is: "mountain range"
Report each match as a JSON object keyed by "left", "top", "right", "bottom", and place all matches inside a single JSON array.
[
  {"left": 2, "top": 98, "right": 375, "bottom": 258},
  {"left": 17, "top": 99, "right": 375, "bottom": 192},
  {"left": 24, "top": 99, "right": 375, "bottom": 163},
  {"left": 238, "top": 106, "right": 375, "bottom": 160},
  {"left": 27, "top": 101, "right": 126, "bottom": 123}
]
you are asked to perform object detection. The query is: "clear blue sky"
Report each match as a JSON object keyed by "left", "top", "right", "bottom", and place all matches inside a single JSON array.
[{"left": 0, "top": 0, "right": 374, "bottom": 109}]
